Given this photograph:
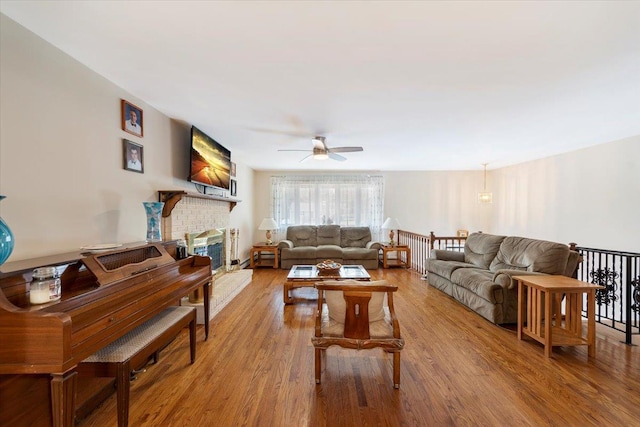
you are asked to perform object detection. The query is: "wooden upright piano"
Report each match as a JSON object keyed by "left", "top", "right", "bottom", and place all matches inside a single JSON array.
[{"left": 0, "top": 242, "right": 212, "bottom": 427}]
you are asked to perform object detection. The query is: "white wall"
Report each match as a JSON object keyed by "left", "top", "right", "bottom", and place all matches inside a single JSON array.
[
  {"left": 252, "top": 169, "right": 491, "bottom": 240},
  {"left": 0, "top": 15, "right": 254, "bottom": 261},
  {"left": 384, "top": 171, "right": 491, "bottom": 236},
  {"left": 490, "top": 136, "right": 640, "bottom": 252},
  {"left": 254, "top": 136, "right": 639, "bottom": 253}
]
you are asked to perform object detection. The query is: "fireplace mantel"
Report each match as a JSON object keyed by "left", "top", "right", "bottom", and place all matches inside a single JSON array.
[{"left": 158, "top": 190, "right": 241, "bottom": 217}]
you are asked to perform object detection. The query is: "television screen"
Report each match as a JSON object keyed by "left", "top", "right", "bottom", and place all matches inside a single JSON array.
[{"left": 188, "top": 126, "right": 231, "bottom": 190}]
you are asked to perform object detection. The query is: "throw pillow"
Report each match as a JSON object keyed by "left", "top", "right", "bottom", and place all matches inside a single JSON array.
[{"left": 323, "top": 279, "right": 387, "bottom": 324}]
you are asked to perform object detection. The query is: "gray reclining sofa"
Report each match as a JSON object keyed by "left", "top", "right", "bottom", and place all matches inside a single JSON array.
[
  {"left": 278, "top": 225, "right": 381, "bottom": 269},
  {"left": 425, "top": 232, "right": 580, "bottom": 324}
]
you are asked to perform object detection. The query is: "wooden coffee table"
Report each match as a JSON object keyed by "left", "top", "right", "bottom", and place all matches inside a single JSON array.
[{"left": 283, "top": 264, "right": 370, "bottom": 304}]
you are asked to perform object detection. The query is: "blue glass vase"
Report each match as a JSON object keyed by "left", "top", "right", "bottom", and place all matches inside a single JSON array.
[
  {"left": 0, "top": 195, "right": 15, "bottom": 265},
  {"left": 143, "top": 202, "right": 164, "bottom": 242}
]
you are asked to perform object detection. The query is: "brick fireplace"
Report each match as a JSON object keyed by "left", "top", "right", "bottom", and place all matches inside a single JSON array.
[
  {"left": 160, "top": 192, "right": 232, "bottom": 272},
  {"left": 159, "top": 191, "right": 251, "bottom": 324}
]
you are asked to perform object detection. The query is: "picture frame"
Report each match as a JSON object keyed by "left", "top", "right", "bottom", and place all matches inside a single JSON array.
[
  {"left": 123, "top": 139, "right": 144, "bottom": 173},
  {"left": 121, "top": 99, "right": 143, "bottom": 137},
  {"left": 457, "top": 229, "right": 469, "bottom": 238},
  {"left": 230, "top": 179, "right": 237, "bottom": 197},
  {"left": 230, "top": 161, "right": 237, "bottom": 177}
]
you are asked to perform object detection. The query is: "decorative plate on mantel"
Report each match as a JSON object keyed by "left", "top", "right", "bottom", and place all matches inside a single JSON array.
[{"left": 80, "top": 243, "right": 123, "bottom": 254}]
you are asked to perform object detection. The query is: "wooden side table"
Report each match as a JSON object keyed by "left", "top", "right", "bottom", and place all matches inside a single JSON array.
[
  {"left": 379, "top": 244, "right": 411, "bottom": 268},
  {"left": 250, "top": 244, "right": 279, "bottom": 269},
  {"left": 514, "top": 275, "right": 604, "bottom": 358}
]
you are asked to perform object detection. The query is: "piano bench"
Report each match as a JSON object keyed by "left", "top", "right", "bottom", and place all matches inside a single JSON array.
[{"left": 78, "top": 306, "right": 197, "bottom": 427}]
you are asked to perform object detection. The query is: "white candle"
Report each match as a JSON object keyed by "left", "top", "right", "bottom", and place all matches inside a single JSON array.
[{"left": 30, "top": 288, "right": 51, "bottom": 304}]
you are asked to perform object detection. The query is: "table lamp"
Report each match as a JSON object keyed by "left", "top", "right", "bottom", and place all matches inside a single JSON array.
[
  {"left": 382, "top": 217, "right": 401, "bottom": 246},
  {"left": 258, "top": 218, "right": 277, "bottom": 245}
]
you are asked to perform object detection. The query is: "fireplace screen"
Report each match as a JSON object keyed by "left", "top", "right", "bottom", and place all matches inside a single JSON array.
[{"left": 187, "top": 229, "right": 225, "bottom": 272}]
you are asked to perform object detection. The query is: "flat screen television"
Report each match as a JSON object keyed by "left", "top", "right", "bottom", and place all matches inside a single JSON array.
[{"left": 188, "top": 126, "right": 231, "bottom": 191}]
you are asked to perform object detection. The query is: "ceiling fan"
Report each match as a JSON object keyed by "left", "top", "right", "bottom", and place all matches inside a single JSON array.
[{"left": 278, "top": 136, "right": 363, "bottom": 162}]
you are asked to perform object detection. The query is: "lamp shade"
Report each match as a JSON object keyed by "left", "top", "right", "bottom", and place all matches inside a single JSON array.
[
  {"left": 258, "top": 218, "right": 277, "bottom": 230},
  {"left": 382, "top": 217, "right": 400, "bottom": 229}
]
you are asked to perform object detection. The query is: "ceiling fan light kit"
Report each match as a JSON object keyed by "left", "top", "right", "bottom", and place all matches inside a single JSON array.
[{"left": 278, "top": 136, "right": 364, "bottom": 162}]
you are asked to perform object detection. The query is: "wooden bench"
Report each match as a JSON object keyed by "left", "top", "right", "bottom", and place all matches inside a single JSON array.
[{"left": 77, "top": 306, "right": 197, "bottom": 427}]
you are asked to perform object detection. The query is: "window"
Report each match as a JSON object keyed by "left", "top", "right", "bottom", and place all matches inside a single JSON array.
[{"left": 270, "top": 175, "right": 384, "bottom": 241}]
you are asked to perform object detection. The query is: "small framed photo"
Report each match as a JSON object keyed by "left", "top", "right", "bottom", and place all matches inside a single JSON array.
[
  {"left": 230, "top": 161, "right": 237, "bottom": 177},
  {"left": 121, "top": 99, "right": 143, "bottom": 137},
  {"left": 230, "top": 179, "right": 237, "bottom": 197},
  {"left": 457, "top": 229, "right": 469, "bottom": 238},
  {"left": 123, "top": 139, "right": 144, "bottom": 173}
]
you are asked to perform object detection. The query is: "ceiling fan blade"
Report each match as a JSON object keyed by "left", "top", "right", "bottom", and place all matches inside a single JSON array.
[
  {"left": 299, "top": 154, "right": 314, "bottom": 163},
  {"left": 328, "top": 152, "right": 347, "bottom": 161},
  {"left": 328, "top": 146, "right": 363, "bottom": 153}
]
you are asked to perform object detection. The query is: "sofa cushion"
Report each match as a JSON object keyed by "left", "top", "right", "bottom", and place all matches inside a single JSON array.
[
  {"left": 324, "top": 279, "right": 387, "bottom": 324},
  {"left": 342, "top": 247, "right": 377, "bottom": 260},
  {"left": 489, "top": 236, "right": 570, "bottom": 274},
  {"left": 340, "top": 227, "right": 372, "bottom": 248},
  {"left": 286, "top": 226, "right": 317, "bottom": 247},
  {"left": 280, "top": 246, "right": 317, "bottom": 260},
  {"left": 564, "top": 250, "right": 580, "bottom": 277},
  {"left": 317, "top": 225, "right": 341, "bottom": 246},
  {"left": 426, "top": 259, "right": 477, "bottom": 281},
  {"left": 450, "top": 268, "right": 502, "bottom": 304},
  {"left": 316, "top": 245, "right": 343, "bottom": 259},
  {"left": 464, "top": 233, "right": 506, "bottom": 269},
  {"left": 320, "top": 306, "right": 394, "bottom": 338}
]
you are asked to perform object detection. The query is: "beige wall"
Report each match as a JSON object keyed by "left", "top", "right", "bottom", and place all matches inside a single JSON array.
[{"left": 0, "top": 15, "right": 254, "bottom": 261}]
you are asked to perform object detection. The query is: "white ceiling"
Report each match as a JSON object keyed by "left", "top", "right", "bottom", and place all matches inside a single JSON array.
[{"left": 2, "top": 1, "right": 639, "bottom": 171}]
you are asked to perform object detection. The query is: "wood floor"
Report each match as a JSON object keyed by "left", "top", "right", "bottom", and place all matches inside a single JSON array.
[{"left": 80, "top": 268, "right": 640, "bottom": 426}]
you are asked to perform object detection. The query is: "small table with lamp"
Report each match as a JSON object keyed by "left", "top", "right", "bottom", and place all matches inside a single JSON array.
[
  {"left": 250, "top": 243, "right": 279, "bottom": 269},
  {"left": 379, "top": 244, "right": 411, "bottom": 268},
  {"left": 253, "top": 218, "right": 279, "bottom": 268},
  {"left": 380, "top": 218, "right": 408, "bottom": 268}
]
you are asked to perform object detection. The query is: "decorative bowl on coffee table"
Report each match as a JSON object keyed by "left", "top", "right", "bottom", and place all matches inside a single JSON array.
[{"left": 316, "top": 260, "right": 342, "bottom": 275}]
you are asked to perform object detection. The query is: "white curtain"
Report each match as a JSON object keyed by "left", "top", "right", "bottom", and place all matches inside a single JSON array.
[{"left": 270, "top": 175, "right": 385, "bottom": 242}]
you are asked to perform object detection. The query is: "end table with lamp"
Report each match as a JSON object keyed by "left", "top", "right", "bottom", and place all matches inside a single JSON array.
[
  {"left": 258, "top": 217, "right": 277, "bottom": 245},
  {"left": 250, "top": 243, "right": 279, "bottom": 269},
  {"left": 252, "top": 218, "right": 279, "bottom": 268},
  {"left": 382, "top": 217, "right": 401, "bottom": 246},
  {"left": 379, "top": 244, "right": 411, "bottom": 268}
]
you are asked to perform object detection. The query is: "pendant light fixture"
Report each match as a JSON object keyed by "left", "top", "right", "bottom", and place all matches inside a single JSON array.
[{"left": 477, "top": 163, "right": 493, "bottom": 203}]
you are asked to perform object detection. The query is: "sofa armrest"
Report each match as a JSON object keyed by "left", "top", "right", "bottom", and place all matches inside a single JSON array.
[
  {"left": 278, "top": 240, "right": 294, "bottom": 249},
  {"left": 366, "top": 241, "right": 382, "bottom": 250},
  {"left": 493, "top": 269, "right": 547, "bottom": 290},
  {"left": 430, "top": 250, "right": 465, "bottom": 262}
]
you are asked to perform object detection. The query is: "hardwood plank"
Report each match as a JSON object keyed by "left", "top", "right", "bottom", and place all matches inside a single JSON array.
[{"left": 78, "top": 268, "right": 640, "bottom": 427}]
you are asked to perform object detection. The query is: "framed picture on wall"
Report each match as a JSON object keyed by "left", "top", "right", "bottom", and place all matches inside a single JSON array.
[
  {"left": 123, "top": 139, "right": 144, "bottom": 173},
  {"left": 230, "top": 162, "right": 237, "bottom": 177},
  {"left": 230, "top": 179, "right": 237, "bottom": 197},
  {"left": 121, "top": 99, "right": 143, "bottom": 137}
]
